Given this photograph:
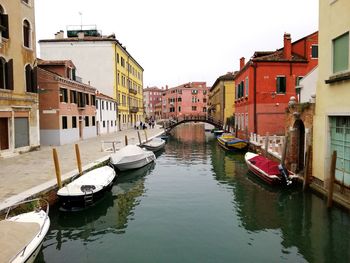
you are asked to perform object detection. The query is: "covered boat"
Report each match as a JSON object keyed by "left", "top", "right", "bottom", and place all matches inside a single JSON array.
[
  {"left": 57, "top": 166, "right": 116, "bottom": 210},
  {"left": 0, "top": 199, "right": 50, "bottom": 263},
  {"left": 110, "top": 145, "right": 156, "bottom": 171},
  {"left": 217, "top": 133, "right": 248, "bottom": 151},
  {"left": 244, "top": 152, "right": 296, "bottom": 186},
  {"left": 142, "top": 137, "right": 166, "bottom": 152}
]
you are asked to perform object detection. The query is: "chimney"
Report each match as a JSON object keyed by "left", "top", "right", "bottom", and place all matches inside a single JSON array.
[
  {"left": 240, "top": 57, "right": 245, "bottom": 70},
  {"left": 283, "top": 33, "right": 292, "bottom": 60}
]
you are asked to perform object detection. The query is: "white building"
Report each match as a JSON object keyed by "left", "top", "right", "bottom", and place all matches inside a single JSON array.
[
  {"left": 96, "top": 92, "right": 118, "bottom": 134},
  {"left": 297, "top": 66, "right": 318, "bottom": 103}
]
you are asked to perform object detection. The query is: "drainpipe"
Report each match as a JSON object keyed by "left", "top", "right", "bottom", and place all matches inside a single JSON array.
[{"left": 253, "top": 62, "right": 257, "bottom": 134}]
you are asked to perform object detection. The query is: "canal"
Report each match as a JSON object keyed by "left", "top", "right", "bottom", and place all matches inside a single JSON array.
[{"left": 36, "top": 124, "right": 350, "bottom": 263}]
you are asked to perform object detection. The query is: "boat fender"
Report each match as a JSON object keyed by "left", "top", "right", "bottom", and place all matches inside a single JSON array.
[{"left": 278, "top": 164, "right": 292, "bottom": 186}]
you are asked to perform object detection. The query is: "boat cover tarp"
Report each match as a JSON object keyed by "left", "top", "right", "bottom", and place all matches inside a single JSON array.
[
  {"left": 0, "top": 220, "right": 40, "bottom": 262},
  {"left": 110, "top": 145, "right": 152, "bottom": 165},
  {"left": 249, "top": 155, "right": 280, "bottom": 175}
]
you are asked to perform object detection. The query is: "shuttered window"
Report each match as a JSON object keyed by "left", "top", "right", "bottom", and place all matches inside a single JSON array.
[
  {"left": 276, "top": 76, "right": 286, "bottom": 93},
  {"left": 333, "top": 32, "right": 349, "bottom": 73},
  {"left": 14, "top": 118, "right": 29, "bottom": 148},
  {"left": 330, "top": 116, "right": 350, "bottom": 186}
]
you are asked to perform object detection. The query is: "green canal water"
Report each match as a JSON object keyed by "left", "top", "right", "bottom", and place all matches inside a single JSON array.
[{"left": 36, "top": 124, "right": 350, "bottom": 263}]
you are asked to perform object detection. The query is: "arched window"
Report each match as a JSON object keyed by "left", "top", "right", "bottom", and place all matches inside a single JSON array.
[
  {"left": 0, "top": 5, "right": 9, "bottom": 39},
  {"left": 23, "top": 19, "right": 31, "bottom": 48},
  {"left": 0, "top": 57, "right": 13, "bottom": 90},
  {"left": 25, "top": 64, "right": 37, "bottom": 93}
]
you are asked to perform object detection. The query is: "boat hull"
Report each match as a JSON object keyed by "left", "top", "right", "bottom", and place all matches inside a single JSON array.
[
  {"left": 217, "top": 135, "right": 248, "bottom": 151},
  {"left": 244, "top": 152, "right": 295, "bottom": 186},
  {"left": 58, "top": 179, "right": 114, "bottom": 210}
]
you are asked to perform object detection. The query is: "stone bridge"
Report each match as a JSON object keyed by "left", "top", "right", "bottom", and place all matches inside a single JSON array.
[{"left": 163, "top": 115, "right": 223, "bottom": 133}]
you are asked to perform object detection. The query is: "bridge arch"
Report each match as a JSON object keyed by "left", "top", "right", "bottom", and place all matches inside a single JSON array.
[{"left": 163, "top": 116, "right": 223, "bottom": 133}]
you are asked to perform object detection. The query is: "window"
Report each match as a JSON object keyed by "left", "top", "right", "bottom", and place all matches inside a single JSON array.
[
  {"left": 85, "top": 93, "right": 89, "bottom": 105},
  {"left": 333, "top": 32, "right": 349, "bottom": 73},
  {"left": 0, "top": 58, "right": 13, "bottom": 90},
  {"left": 245, "top": 77, "right": 249, "bottom": 96},
  {"left": 92, "top": 116, "right": 95, "bottom": 126},
  {"left": 121, "top": 57, "right": 125, "bottom": 67},
  {"left": 85, "top": 116, "right": 89, "bottom": 127},
  {"left": 203, "top": 107, "right": 207, "bottom": 112},
  {"left": 311, "top": 45, "right": 318, "bottom": 58},
  {"left": 106, "top": 101, "right": 109, "bottom": 110},
  {"left": 203, "top": 98, "right": 207, "bottom": 103},
  {"left": 192, "top": 106, "right": 197, "bottom": 111},
  {"left": 0, "top": 6, "right": 9, "bottom": 39},
  {"left": 70, "top": 90, "right": 77, "bottom": 103},
  {"left": 77, "top": 92, "right": 85, "bottom": 107},
  {"left": 295, "top": 76, "right": 303, "bottom": 86},
  {"left": 178, "top": 106, "right": 181, "bottom": 112},
  {"left": 25, "top": 64, "right": 37, "bottom": 93},
  {"left": 60, "top": 88, "right": 68, "bottom": 103},
  {"left": 102, "top": 101, "right": 105, "bottom": 110},
  {"left": 117, "top": 53, "right": 119, "bottom": 63},
  {"left": 276, "top": 76, "right": 286, "bottom": 93},
  {"left": 72, "top": 116, "right": 77, "bottom": 128},
  {"left": 103, "top": 121, "right": 106, "bottom": 128},
  {"left": 62, "top": 116, "right": 67, "bottom": 129},
  {"left": 23, "top": 19, "right": 31, "bottom": 48}
]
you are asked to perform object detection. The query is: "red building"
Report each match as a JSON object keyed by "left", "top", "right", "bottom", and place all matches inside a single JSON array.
[
  {"left": 162, "top": 82, "right": 208, "bottom": 119},
  {"left": 234, "top": 32, "right": 318, "bottom": 139},
  {"left": 143, "top": 86, "right": 163, "bottom": 120}
]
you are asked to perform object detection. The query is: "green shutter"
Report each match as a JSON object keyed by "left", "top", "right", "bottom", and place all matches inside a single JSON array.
[{"left": 333, "top": 32, "right": 349, "bottom": 73}]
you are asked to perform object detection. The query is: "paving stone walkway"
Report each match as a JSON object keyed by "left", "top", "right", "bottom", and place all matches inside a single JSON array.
[{"left": 0, "top": 126, "right": 164, "bottom": 210}]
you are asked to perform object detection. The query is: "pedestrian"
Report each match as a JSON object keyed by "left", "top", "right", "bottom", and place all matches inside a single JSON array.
[
  {"left": 151, "top": 120, "right": 155, "bottom": 128},
  {"left": 140, "top": 121, "right": 143, "bottom": 130}
]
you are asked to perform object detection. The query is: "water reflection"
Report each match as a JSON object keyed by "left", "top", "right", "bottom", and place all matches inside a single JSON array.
[{"left": 209, "top": 137, "right": 350, "bottom": 263}]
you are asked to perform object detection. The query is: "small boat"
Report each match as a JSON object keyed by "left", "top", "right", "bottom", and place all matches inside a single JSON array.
[
  {"left": 110, "top": 145, "right": 156, "bottom": 171},
  {"left": 212, "top": 129, "right": 224, "bottom": 136},
  {"left": 0, "top": 199, "right": 50, "bottom": 263},
  {"left": 57, "top": 166, "right": 116, "bottom": 210},
  {"left": 217, "top": 133, "right": 248, "bottom": 151},
  {"left": 142, "top": 137, "right": 166, "bottom": 152},
  {"left": 244, "top": 152, "right": 296, "bottom": 186}
]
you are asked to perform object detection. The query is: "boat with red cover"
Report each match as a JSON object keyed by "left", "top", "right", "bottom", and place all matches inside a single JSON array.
[{"left": 244, "top": 152, "right": 297, "bottom": 186}]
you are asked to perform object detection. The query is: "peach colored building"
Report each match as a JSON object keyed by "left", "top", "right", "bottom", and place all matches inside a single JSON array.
[
  {"left": 162, "top": 82, "right": 208, "bottom": 119},
  {"left": 37, "top": 60, "right": 97, "bottom": 145}
]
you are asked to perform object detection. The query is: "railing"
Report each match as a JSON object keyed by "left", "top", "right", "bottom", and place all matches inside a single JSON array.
[
  {"left": 163, "top": 115, "right": 223, "bottom": 131},
  {"left": 249, "top": 132, "right": 285, "bottom": 159},
  {"left": 129, "top": 106, "right": 139, "bottom": 113},
  {"left": 129, "top": 88, "right": 137, "bottom": 95}
]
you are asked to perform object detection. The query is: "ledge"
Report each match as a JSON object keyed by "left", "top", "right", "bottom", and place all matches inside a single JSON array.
[{"left": 325, "top": 71, "right": 350, "bottom": 84}]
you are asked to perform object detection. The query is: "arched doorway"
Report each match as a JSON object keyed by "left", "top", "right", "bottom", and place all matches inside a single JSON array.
[{"left": 294, "top": 119, "right": 305, "bottom": 173}]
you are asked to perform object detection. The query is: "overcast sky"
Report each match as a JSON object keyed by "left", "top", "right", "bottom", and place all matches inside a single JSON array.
[{"left": 35, "top": 0, "right": 319, "bottom": 88}]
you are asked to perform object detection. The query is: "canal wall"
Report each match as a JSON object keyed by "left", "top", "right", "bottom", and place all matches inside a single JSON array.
[{"left": 0, "top": 127, "right": 165, "bottom": 215}]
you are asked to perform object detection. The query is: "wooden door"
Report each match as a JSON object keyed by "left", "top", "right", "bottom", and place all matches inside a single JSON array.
[{"left": 0, "top": 118, "right": 9, "bottom": 150}]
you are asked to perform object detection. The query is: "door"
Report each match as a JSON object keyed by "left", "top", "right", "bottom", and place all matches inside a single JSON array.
[
  {"left": 330, "top": 116, "right": 350, "bottom": 187},
  {"left": 294, "top": 119, "right": 305, "bottom": 173},
  {"left": 0, "top": 118, "right": 9, "bottom": 150},
  {"left": 14, "top": 117, "right": 29, "bottom": 148}
]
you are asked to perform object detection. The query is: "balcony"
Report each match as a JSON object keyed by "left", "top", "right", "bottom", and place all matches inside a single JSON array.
[
  {"left": 129, "top": 88, "right": 137, "bottom": 95},
  {"left": 129, "top": 106, "right": 139, "bottom": 113}
]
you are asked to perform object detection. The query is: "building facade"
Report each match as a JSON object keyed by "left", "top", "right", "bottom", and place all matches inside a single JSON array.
[
  {"left": 0, "top": 0, "right": 40, "bottom": 157},
  {"left": 234, "top": 32, "right": 318, "bottom": 139},
  {"left": 39, "top": 28, "right": 144, "bottom": 131},
  {"left": 96, "top": 92, "right": 118, "bottom": 135},
  {"left": 162, "top": 82, "right": 208, "bottom": 119},
  {"left": 208, "top": 72, "right": 236, "bottom": 128},
  {"left": 313, "top": 0, "right": 350, "bottom": 188},
  {"left": 37, "top": 60, "right": 97, "bottom": 145},
  {"left": 143, "top": 86, "right": 163, "bottom": 120}
]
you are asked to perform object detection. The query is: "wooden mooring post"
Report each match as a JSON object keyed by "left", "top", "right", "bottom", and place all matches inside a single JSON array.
[
  {"left": 327, "top": 151, "right": 337, "bottom": 208},
  {"left": 125, "top": 135, "right": 128, "bottom": 146},
  {"left": 144, "top": 130, "right": 148, "bottom": 142},
  {"left": 303, "top": 145, "right": 311, "bottom": 192},
  {"left": 75, "top": 144, "right": 82, "bottom": 176},
  {"left": 281, "top": 132, "right": 289, "bottom": 166},
  {"left": 137, "top": 131, "right": 142, "bottom": 145},
  {"left": 52, "top": 148, "right": 62, "bottom": 189},
  {"left": 264, "top": 133, "right": 269, "bottom": 157}
]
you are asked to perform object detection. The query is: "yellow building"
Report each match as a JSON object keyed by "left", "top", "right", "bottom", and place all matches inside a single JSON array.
[
  {"left": 208, "top": 73, "right": 236, "bottom": 130},
  {"left": 115, "top": 43, "right": 144, "bottom": 130},
  {"left": 313, "top": 0, "right": 350, "bottom": 189},
  {"left": 40, "top": 27, "right": 144, "bottom": 131},
  {"left": 0, "top": 0, "right": 40, "bottom": 157}
]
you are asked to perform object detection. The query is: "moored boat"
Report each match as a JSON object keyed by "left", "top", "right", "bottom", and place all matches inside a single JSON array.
[
  {"left": 142, "top": 137, "right": 166, "bottom": 152},
  {"left": 110, "top": 145, "right": 156, "bottom": 171},
  {"left": 57, "top": 166, "right": 116, "bottom": 210},
  {"left": 0, "top": 199, "right": 50, "bottom": 263},
  {"left": 217, "top": 133, "right": 248, "bottom": 151},
  {"left": 244, "top": 152, "right": 297, "bottom": 186}
]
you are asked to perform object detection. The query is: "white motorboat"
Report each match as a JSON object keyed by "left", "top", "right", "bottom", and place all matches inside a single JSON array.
[
  {"left": 142, "top": 137, "right": 166, "bottom": 152},
  {"left": 110, "top": 145, "right": 156, "bottom": 171},
  {"left": 57, "top": 166, "right": 116, "bottom": 210},
  {"left": 0, "top": 199, "right": 50, "bottom": 263}
]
